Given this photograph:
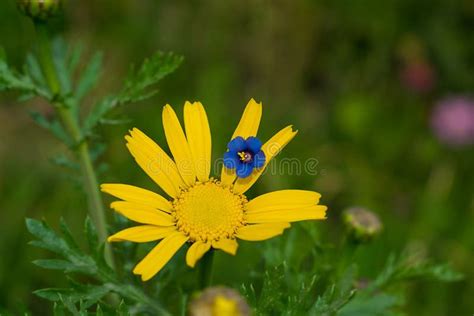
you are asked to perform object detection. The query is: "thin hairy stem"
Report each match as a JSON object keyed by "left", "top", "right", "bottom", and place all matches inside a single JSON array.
[{"left": 34, "top": 21, "right": 115, "bottom": 269}]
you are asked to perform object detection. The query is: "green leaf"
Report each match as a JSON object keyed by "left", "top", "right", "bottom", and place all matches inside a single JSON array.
[
  {"left": 120, "top": 51, "right": 183, "bottom": 102},
  {"left": 67, "top": 43, "right": 83, "bottom": 76},
  {"left": 53, "top": 302, "right": 66, "bottom": 316},
  {"left": 310, "top": 284, "right": 356, "bottom": 316},
  {"left": 369, "top": 253, "right": 463, "bottom": 293},
  {"left": 84, "top": 217, "right": 99, "bottom": 256},
  {"left": 338, "top": 294, "right": 403, "bottom": 316},
  {"left": 34, "top": 284, "right": 111, "bottom": 307},
  {"left": 28, "top": 218, "right": 171, "bottom": 315},
  {"left": 75, "top": 52, "right": 102, "bottom": 102},
  {"left": 116, "top": 301, "right": 130, "bottom": 316},
  {"left": 96, "top": 305, "right": 104, "bottom": 316},
  {"left": 29, "top": 111, "right": 72, "bottom": 146},
  {"left": 25, "top": 54, "right": 46, "bottom": 87},
  {"left": 310, "top": 267, "right": 357, "bottom": 316},
  {"left": 33, "top": 259, "right": 78, "bottom": 271},
  {"left": 60, "top": 218, "right": 80, "bottom": 251},
  {"left": 0, "top": 55, "right": 50, "bottom": 98},
  {"left": 82, "top": 51, "right": 183, "bottom": 135},
  {"left": 52, "top": 38, "right": 73, "bottom": 94},
  {"left": 241, "top": 283, "right": 257, "bottom": 309},
  {"left": 26, "top": 218, "right": 97, "bottom": 276},
  {"left": 396, "top": 261, "right": 463, "bottom": 283},
  {"left": 26, "top": 218, "right": 70, "bottom": 255},
  {"left": 257, "top": 264, "right": 286, "bottom": 314},
  {"left": 51, "top": 154, "right": 80, "bottom": 171}
]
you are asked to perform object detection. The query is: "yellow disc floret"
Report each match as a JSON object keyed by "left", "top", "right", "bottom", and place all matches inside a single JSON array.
[{"left": 172, "top": 180, "right": 246, "bottom": 242}]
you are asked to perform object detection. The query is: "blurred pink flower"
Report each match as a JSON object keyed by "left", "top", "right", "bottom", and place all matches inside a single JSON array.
[{"left": 431, "top": 97, "right": 474, "bottom": 147}]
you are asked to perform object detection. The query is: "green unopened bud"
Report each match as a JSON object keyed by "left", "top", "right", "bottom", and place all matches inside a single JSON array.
[
  {"left": 343, "top": 207, "right": 382, "bottom": 242},
  {"left": 189, "top": 286, "right": 251, "bottom": 316},
  {"left": 17, "top": 0, "right": 63, "bottom": 21}
]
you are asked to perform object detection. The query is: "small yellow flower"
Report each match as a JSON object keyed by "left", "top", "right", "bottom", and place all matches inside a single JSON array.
[
  {"left": 189, "top": 286, "right": 250, "bottom": 316},
  {"left": 102, "top": 99, "right": 327, "bottom": 281}
]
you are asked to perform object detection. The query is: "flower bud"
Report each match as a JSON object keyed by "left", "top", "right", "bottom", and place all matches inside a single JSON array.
[
  {"left": 17, "top": 0, "right": 63, "bottom": 21},
  {"left": 189, "top": 286, "right": 251, "bottom": 316},
  {"left": 343, "top": 207, "right": 382, "bottom": 242}
]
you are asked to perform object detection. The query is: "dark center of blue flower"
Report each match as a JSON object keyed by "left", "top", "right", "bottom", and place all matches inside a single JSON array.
[{"left": 237, "top": 151, "right": 253, "bottom": 163}]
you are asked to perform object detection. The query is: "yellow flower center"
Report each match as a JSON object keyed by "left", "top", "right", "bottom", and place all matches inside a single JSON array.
[{"left": 172, "top": 180, "right": 246, "bottom": 242}]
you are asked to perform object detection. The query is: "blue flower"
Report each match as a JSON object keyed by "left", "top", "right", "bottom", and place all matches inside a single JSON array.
[{"left": 223, "top": 136, "right": 266, "bottom": 178}]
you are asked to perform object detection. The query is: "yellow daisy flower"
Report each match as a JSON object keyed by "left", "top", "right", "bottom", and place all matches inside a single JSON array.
[{"left": 102, "top": 99, "right": 327, "bottom": 281}]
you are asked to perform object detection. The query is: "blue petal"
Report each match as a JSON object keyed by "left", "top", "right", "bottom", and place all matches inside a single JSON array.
[
  {"left": 252, "top": 150, "right": 266, "bottom": 169},
  {"left": 236, "top": 163, "right": 253, "bottom": 178},
  {"left": 246, "top": 136, "right": 262, "bottom": 154},
  {"left": 227, "top": 137, "right": 247, "bottom": 152},
  {"left": 223, "top": 151, "right": 239, "bottom": 169}
]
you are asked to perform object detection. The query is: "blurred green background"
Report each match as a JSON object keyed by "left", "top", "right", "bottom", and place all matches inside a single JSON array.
[{"left": 1, "top": 0, "right": 473, "bottom": 315}]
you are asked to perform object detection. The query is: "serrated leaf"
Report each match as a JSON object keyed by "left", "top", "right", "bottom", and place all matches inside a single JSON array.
[
  {"left": 369, "top": 253, "right": 463, "bottom": 293},
  {"left": 397, "top": 261, "right": 463, "bottom": 283},
  {"left": 68, "top": 43, "right": 83, "bottom": 75},
  {"left": 84, "top": 217, "right": 99, "bottom": 256},
  {"left": 25, "top": 53, "right": 46, "bottom": 86},
  {"left": 28, "top": 219, "right": 171, "bottom": 315},
  {"left": 29, "top": 111, "right": 72, "bottom": 146},
  {"left": 75, "top": 52, "right": 102, "bottom": 102},
  {"left": 0, "top": 56, "right": 50, "bottom": 97},
  {"left": 35, "top": 284, "right": 110, "bottom": 308},
  {"left": 96, "top": 305, "right": 104, "bottom": 316},
  {"left": 310, "top": 275, "right": 357, "bottom": 316},
  {"left": 120, "top": 51, "right": 183, "bottom": 102},
  {"left": 241, "top": 283, "right": 257, "bottom": 308},
  {"left": 82, "top": 51, "right": 182, "bottom": 135},
  {"left": 52, "top": 38, "right": 72, "bottom": 94},
  {"left": 258, "top": 264, "right": 286, "bottom": 314},
  {"left": 58, "top": 294, "right": 80, "bottom": 316},
  {"left": 26, "top": 218, "right": 70, "bottom": 255},
  {"left": 53, "top": 302, "right": 66, "bottom": 316},
  {"left": 51, "top": 154, "right": 80, "bottom": 171},
  {"left": 33, "top": 259, "right": 76, "bottom": 271},
  {"left": 26, "top": 218, "right": 98, "bottom": 276},
  {"left": 338, "top": 293, "right": 402, "bottom": 316},
  {"left": 60, "top": 218, "right": 81, "bottom": 251},
  {"left": 116, "top": 301, "right": 130, "bottom": 316}
]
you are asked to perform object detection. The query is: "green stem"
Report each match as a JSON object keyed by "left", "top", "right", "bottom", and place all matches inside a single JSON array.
[
  {"left": 199, "top": 250, "right": 214, "bottom": 289},
  {"left": 34, "top": 22, "right": 115, "bottom": 268}
]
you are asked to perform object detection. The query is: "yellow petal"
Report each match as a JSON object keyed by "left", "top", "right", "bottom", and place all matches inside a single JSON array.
[
  {"left": 221, "top": 99, "right": 262, "bottom": 186},
  {"left": 184, "top": 102, "right": 212, "bottom": 182},
  {"left": 101, "top": 183, "right": 172, "bottom": 213},
  {"left": 133, "top": 232, "right": 188, "bottom": 281},
  {"left": 111, "top": 201, "right": 174, "bottom": 226},
  {"left": 231, "top": 98, "right": 262, "bottom": 139},
  {"left": 246, "top": 205, "right": 327, "bottom": 223},
  {"left": 162, "top": 104, "right": 196, "bottom": 186},
  {"left": 185, "top": 241, "right": 211, "bottom": 268},
  {"left": 246, "top": 190, "right": 321, "bottom": 213},
  {"left": 212, "top": 238, "right": 238, "bottom": 255},
  {"left": 236, "top": 223, "right": 291, "bottom": 241},
  {"left": 108, "top": 225, "right": 176, "bottom": 243},
  {"left": 126, "top": 128, "right": 184, "bottom": 197},
  {"left": 233, "top": 125, "right": 298, "bottom": 194},
  {"left": 220, "top": 167, "right": 238, "bottom": 188}
]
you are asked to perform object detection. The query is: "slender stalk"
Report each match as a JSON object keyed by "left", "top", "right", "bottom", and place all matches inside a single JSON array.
[
  {"left": 199, "top": 250, "right": 215, "bottom": 289},
  {"left": 34, "top": 21, "right": 115, "bottom": 268}
]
